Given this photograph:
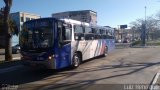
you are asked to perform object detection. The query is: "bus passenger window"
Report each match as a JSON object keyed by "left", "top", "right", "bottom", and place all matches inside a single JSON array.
[
  {"left": 74, "top": 25, "right": 84, "bottom": 40},
  {"left": 74, "top": 25, "right": 84, "bottom": 33},
  {"left": 94, "top": 29, "right": 101, "bottom": 39},
  {"left": 65, "top": 29, "right": 71, "bottom": 40},
  {"left": 62, "top": 24, "right": 72, "bottom": 41},
  {"left": 84, "top": 26, "right": 94, "bottom": 40},
  {"left": 92, "top": 28, "right": 96, "bottom": 33},
  {"left": 101, "top": 29, "right": 105, "bottom": 35},
  {"left": 94, "top": 28, "right": 100, "bottom": 34},
  {"left": 106, "top": 30, "right": 108, "bottom": 35},
  {"left": 85, "top": 27, "right": 92, "bottom": 33}
]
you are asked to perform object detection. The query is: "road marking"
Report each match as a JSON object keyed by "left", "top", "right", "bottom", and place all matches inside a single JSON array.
[
  {"left": 0, "top": 65, "right": 23, "bottom": 74},
  {"left": 150, "top": 72, "right": 160, "bottom": 90}
]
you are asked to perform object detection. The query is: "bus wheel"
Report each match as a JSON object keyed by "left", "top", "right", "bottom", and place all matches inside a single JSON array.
[
  {"left": 102, "top": 46, "right": 108, "bottom": 57},
  {"left": 72, "top": 53, "right": 80, "bottom": 68}
]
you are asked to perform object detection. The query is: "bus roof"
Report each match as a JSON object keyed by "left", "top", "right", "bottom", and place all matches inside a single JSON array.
[
  {"left": 23, "top": 17, "right": 114, "bottom": 31},
  {"left": 60, "top": 18, "right": 90, "bottom": 26},
  {"left": 24, "top": 17, "right": 90, "bottom": 26}
]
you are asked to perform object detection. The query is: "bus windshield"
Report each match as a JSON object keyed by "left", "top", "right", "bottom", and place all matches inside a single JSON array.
[{"left": 20, "top": 20, "right": 53, "bottom": 52}]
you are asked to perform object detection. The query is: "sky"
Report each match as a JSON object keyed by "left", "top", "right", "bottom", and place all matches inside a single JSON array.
[{"left": 0, "top": 0, "right": 160, "bottom": 28}]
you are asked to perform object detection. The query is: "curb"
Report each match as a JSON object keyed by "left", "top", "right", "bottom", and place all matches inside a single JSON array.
[
  {"left": 131, "top": 46, "right": 160, "bottom": 48},
  {"left": 13, "top": 57, "right": 20, "bottom": 60},
  {"left": 0, "top": 57, "right": 20, "bottom": 61}
]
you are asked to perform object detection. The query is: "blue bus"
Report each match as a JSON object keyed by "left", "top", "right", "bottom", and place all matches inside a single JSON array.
[{"left": 20, "top": 18, "right": 115, "bottom": 69}]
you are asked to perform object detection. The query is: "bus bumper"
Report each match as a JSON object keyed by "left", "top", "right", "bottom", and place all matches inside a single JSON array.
[{"left": 22, "top": 58, "right": 55, "bottom": 69}]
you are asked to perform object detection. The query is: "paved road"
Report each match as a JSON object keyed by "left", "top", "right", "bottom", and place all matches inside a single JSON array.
[{"left": 1, "top": 48, "right": 160, "bottom": 90}]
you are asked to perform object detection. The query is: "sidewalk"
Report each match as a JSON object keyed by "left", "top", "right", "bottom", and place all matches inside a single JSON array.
[
  {"left": 0, "top": 49, "right": 21, "bottom": 69},
  {"left": 0, "top": 49, "right": 20, "bottom": 61},
  {"left": 0, "top": 49, "right": 5, "bottom": 54},
  {"left": 0, "top": 55, "right": 20, "bottom": 61}
]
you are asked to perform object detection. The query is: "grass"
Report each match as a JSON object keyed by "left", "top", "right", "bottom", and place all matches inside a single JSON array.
[
  {"left": 146, "top": 40, "right": 160, "bottom": 46},
  {"left": 131, "top": 39, "right": 160, "bottom": 46}
]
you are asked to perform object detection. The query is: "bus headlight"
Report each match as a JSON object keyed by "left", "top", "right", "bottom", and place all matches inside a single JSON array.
[
  {"left": 48, "top": 56, "right": 52, "bottom": 60},
  {"left": 48, "top": 55, "right": 57, "bottom": 60}
]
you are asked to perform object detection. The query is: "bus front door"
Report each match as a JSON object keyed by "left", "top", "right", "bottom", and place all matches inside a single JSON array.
[{"left": 55, "top": 22, "right": 72, "bottom": 69}]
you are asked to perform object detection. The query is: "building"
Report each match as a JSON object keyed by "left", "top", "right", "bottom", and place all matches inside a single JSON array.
[
  {"left": 0, "top": 12, "right": 41, "bottom": 48},
  {"left": 10, "top": 12, "right": 41, "bottom": 31},
  {"left": 115, "top": 29, "right": 133, "bottom": 43},
  {"left": 10, "top": 12, "right": 41, "bottom": 46},
  {"left": 52, "top": 10, "right": 97, "bottom": 25}
]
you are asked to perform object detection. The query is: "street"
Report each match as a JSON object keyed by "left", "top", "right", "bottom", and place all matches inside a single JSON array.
[{"left": 1, "top": 47, "right": 160, "bottom": 90}]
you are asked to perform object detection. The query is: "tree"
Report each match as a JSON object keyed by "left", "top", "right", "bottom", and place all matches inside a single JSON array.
[
  {"left": 3, "top": 0, "right": 13, "bottom": 61},
  {"left": 130, "top": 19, "right": 143, "bottom": 40},
  {"left": 145, "top": 16, "right": 159, "bottom": 40},
  {"left": 0, "top": 8, "right": 4, "bottom": 32},
  {"left": 156, "top": 11, "right": 160, "bottom": 29},
  {"left": 0, "top": 8, "right": 18, "bottom": 36},
  {"left": 130, "top": 15, "right": 160, "bottom": 41}
]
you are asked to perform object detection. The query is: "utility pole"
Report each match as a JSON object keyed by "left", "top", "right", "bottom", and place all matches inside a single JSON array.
[
  {"left": 145, "top": 6, "right": 147, "bottom": 24},
  {"left": 142, "top": 6, "right": 147, "bottom": 46}
]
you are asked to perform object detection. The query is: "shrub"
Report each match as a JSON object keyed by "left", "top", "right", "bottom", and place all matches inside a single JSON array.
[{"left": 131, "top": 40, "right": 142, "bottom": 46}]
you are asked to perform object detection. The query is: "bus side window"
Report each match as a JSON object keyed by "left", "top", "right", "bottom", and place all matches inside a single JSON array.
[
  {"left": 84, "top": 26, "right": 94, "bottom": 40},
  {"left": 62, "top": 23, "right": 72, "bottom": 44},
  {"left": 74, "top": 25, "right": 84, "bottom": 33},
  {"left": 65, "top": 29, "right": 71, "bottom": 40},
  {"left": 106, "top": 30, "right": 108, "bottom": 35},
  {"left": 94, "top": 28, "right": 101, "bottom": 39},
  {"left": 58, "top": 21, "right": 63, "bottom": 44},
  {"left": 74, "top": 25, "right": 84, "bottom": 40},
  {"left": 57, "top": 21, "right": 71, "bottom": 45},
  {"left": 101, "top": 29, "right": 107, "bottom": 39}
]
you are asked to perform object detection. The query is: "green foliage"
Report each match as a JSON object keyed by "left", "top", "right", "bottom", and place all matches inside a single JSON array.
[
  {"left": 0, "top": 9, "right": 18, "bottom": 36},
  {"left": 9, "top": 18, "right": 19, "bottom": 36},
  {"left": 0, "top": 9, "right": 5, "bottom": 35},
  {"left": 132, "top": 40, "right": 160, "bottom": 46},
  {"left": 131, "top": 40, "right": 142, "bottom": 46}
]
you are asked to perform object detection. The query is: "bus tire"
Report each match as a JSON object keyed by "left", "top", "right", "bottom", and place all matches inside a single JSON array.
[
  {"left": 102, "top": 46, "right": 108, "bottom": 57},
  {"left": 72, "top": 53, "right": 80, "bottom": 68}
]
